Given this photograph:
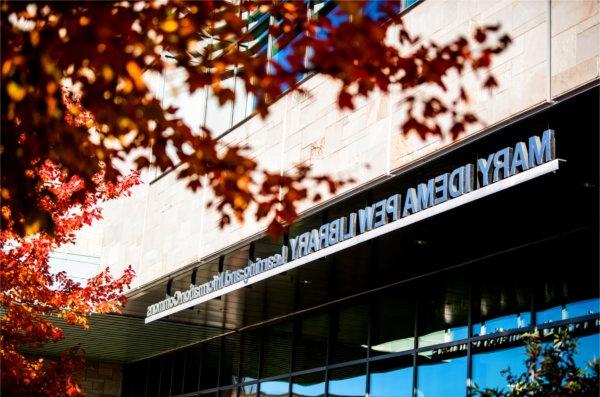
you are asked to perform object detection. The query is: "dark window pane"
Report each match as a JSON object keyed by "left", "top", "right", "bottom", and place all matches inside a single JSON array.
[
  {"left": 146, "top": 357, "right": 161, "bottom": 397},
  {"left": 331, "top": 304, "right": 369, "bottom": 364},
  {"left": 171, "top": 349, "right": 186, "bottom": 395},
  {"left": 472, "top": 269, "right": 531, "bottom": 337},
  {"left": 200, "top": 338, "right": 221, "bottom": 390},
  {"left": 293, "top": 312, "right": 329, "bottom": 371},
  {"left": 416, "top": 351, "right": 466, "bottom": 397},
  {"left": 260, "top": 378, "right": 290, "bottom": 397},
  {"left": 221, "top": 334, "right": 241, "bottom": 386},
  {"left": 123, "top": 361, "right": 147, "bottom": 397},
  {"left": 183, "top": 345, "right": 201, "bottom": 393},
  {"left": 369, "top": 355, "right": 413, "bottom": 397},
  {"left": 418, "top": 277, "right": 469, "bottom": 348},
  {"left": 471, "top": 345, "right": 527, "bottom": 392},
  {"left": 159, "top": 354, "right": 173, "bottom": 397},
  {"left": 328, "top": 364, "right": 367, "bottom": 397},
  {"left": 536, "top": 265, "right": 600, "bottom": 324},
  {"left": 292, "top": 371, "right": 325, "bottom": 397},
  {"left": 262, "top": 322, "right": 293, "bottom": 378},
  {"left": 371, "top": 292, "right": 415, "bottom": 356},
  {"left": 241, "top": 330, "right": 261, "bottom": 383}
]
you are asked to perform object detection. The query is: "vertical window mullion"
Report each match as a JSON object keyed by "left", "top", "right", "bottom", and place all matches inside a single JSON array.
[
  {"left": 467, "top": 278, "right": 473, "bottom": 397},
  {"left": 412, "top": 299, "right": 418, "bottom": 397}
]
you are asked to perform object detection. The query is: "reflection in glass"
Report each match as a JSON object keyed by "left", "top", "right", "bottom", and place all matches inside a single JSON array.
[
  {"left": 418, "top": 278, "right": 468, "bottom": 348},
  {"left": 170, "top": 349, "right": 185, "bottom": 395},
  {"left": 292, "top": 372, "right": 325, "bottom": 397},
  {"left": 293, "top": 312, "right": 329, "bottom": 371},
  {"left": 260, "top": 379, "right": 289, "bottom": 397},
  {"left": 369, "top": 355, "right": 413, "bottom": 397},
  {"left": 159, "top": 354, "right": 173, "bottom": 397},
  {"left": 537, "top": 298, "right": 600, "bottom": 324},
  {"left": 371, "top": 292, "right": 415, "bottom": 356},
  {"left": 472, "top": 273, "right": 531, "bottom": 336},
  {"left": 146, "top": 356, "right": 161, "bottom": 396},
  {"left": 262, "top": 322, "right": 293, "bottom": 378},
  {"left": 241, "top": 383, "right": 259, "bottom": 397},
  {"left": 241, "top": 331, "right": 260, "bottom": 383},
  {"left": 221, "top": 334, "right": 240, "bottom": 385},
  {"left": 416, "top": 354, "right": 466, "bottom": 397},
  {"left": 471, "top": 345, "right": 526, "bottom": 392},
  {"left": 328, "top": 365, "right": 366, "bottom": 397},
  {"left": 331, "top": 304, "right": 369, "bottom": 364},
  {"left": 200, "top": 338, "right": 220, "bottom": 390},
  {"left": 183, "top": 345, "right": 201, "bottom": 393},
  {"left": 575, "top": 333, "right": 600, "bottom": 372}
]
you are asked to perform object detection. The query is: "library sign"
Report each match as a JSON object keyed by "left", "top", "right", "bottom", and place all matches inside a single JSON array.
[{"left": 146, "top": 129, "right": 557, "bottom": 323}]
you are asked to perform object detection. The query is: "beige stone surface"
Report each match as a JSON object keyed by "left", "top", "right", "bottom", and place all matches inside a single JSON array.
[
  {"left": 78, "top": 360, "right": 123, "bottom": 397},
  {"left": 100, "top": 0, "right": 599, "bottom": 291}
]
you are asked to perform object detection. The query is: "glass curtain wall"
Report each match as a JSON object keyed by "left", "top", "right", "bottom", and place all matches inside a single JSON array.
[{"left": 122, "top": 244, "right": 600, "bottom": 397}]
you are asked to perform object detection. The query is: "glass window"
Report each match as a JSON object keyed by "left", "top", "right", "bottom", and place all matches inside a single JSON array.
[
  {"left": 369, "top": 355, "right": 413, "bottom": 397},
  {"left": 416, "top": 352, "right": 467, "bottom": 397},
  {"left": 472, "top": 271, "right": 531, "bottom": 337},
  {"left": 328, "top": 364, "right": 367, "bottom": 397},
  {"left": 471, "top": 345, "right": 527, "bottom": 393},
  {"left": 575, "top": 333, "right": 600, "bottom": 373},
  {"left": 403, "top": 0, "right": 419, "bottom": 9},
  {"left": 535, "top": 266, "right": 599, "bottom": 324},
  {"left": 170, "top": 349, "right": 185, "bottom": 395},
  {"left": 363, "top": 1, "right": 401, "bottom": 21},
  {"left": 200, "top": 338, "right": 221, "bottom": 390},
  {"left": 159, "top": 354, "right": 173, "bottom": 397},
  {"left": 146, "top": 357, "right": 161, "bottom": 396},
  {"left": 417, "top": 277, "right": 469, "bottom": 348},
  {"left": 293, "top": 312, "right": 329, "bottom": 371},
  {"left": 331, "top": 303, "right": 370, "bottom": 364},
  {"left": 260, "top": 378, "right": 290, "bottom": 397},
  {"left": 123, "top": 361, "right": 147, "bottom": 397},
  {"left": 241, "top": 330, "right": 261, "bottom": 383},
  {"left": 183, "top": 345, "right": 201, "bottom": 393},
  {"left": 262, "top": 322, "right": 293, "bottom": 378},
  {"left": 537, "top": 297, "right": 600, "bottom": 325},
  {"left": 232, "top": 76, "right": 250, "bottom": 125},
  {"left": 220, "top": 388, "right": 239, "bottom": 397},
  {"left": 205, "top": 78, "right": 234, "bottom": 135},
  {"left": 371, "top": 292, "right": 415, "bottom": 356},
  {"left": 292, "top": 371, "right": 326, "bottom": 397},
  {"left": 221, "top": 334, "right": 241, "bottom": 386},
  {"left": 241, "top": 383, "right": 259, "bottom": 397}
]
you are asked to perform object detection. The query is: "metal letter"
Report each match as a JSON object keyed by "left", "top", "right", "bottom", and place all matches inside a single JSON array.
[
  {"left": 448, "top": 167, "right": 464, "bottom": 198},
  {"left": 417, "top": 178, "right": 435, "bottom": 211},
  {"left": 528, "top": 129, "right": 555, "bottom": 167},
  {"left": 510, "top": 141, "right": 529, "bottom": 175},
  {"left": 434, "top": 173, "right": 449, "bottom": 205},
  {"left": 373, "top": 199, "right": 388, "bottom": 228},
  {"left": 403, "top": 188, "right": 418, "bottom": 217},
  {"left": 328, "top": 219, "right": 340, "bottom": 246},
  {"left": 492, "top": 147, "right": 513, "bottom": 183},
  {"left": 386, "top": 194, "right": 401, "bottom": 222},
  {"left": 358, "top": 205, "right": 375, "bottom": 233},
  {"left": 477, "top": 153, "right": 495, "bottom": 187}
]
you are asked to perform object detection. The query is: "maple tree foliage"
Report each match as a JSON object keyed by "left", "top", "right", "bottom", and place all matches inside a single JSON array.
[
  {"left": 0, "top": 161, "right": 139, "bottom": 396},
  {"left": 1, "top": 0, "right": 511, "bottom": 239}
]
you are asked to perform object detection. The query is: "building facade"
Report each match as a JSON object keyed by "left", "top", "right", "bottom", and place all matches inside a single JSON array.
[{"left": 36, "top": 1, "right": 600, "bottom": 396}]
